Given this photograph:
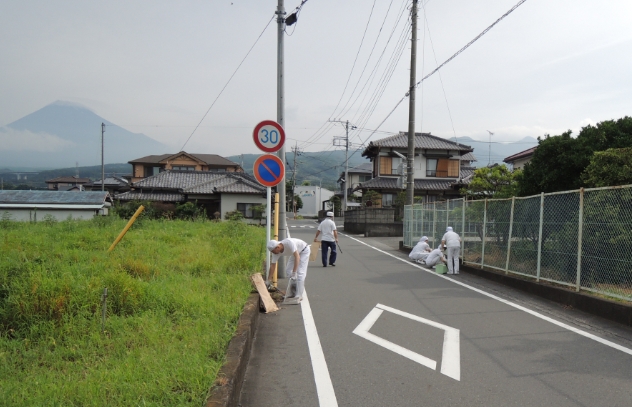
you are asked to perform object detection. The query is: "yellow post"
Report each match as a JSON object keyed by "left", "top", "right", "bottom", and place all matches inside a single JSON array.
[
  {"left": 108, "top": 205, "right": 145, "bottom": 252},
  {"left": 273, "top": 193, "right": 280, "bottom": 287}
]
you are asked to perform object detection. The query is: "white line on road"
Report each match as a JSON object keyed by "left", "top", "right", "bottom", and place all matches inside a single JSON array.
[
  {"left": 343, "top": 234, "right": 632, "bottom": 357},
  {"left": 301, "top": 292, "right": 339, "bottom": 407}
]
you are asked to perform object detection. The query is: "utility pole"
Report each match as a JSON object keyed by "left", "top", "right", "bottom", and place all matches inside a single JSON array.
[
  {"left": 406, "top": 0, "right": 419, "bottom": 205},
  {"left": 276, "top": 0, "right": 288, "bottom": 277},
  {"left": 332, "top": 119, "right": 355, "bottom": 214},
  {"left": 290, "top": 142, "right": 302, "bottom": 218},
  {"left": 101, "top": 123, "right": 105, "bottom": 192}
]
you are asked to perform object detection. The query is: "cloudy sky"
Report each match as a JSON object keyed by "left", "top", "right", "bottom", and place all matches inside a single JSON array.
[{"left": 1, "top": 0, "right": 630, "bottom": 158}]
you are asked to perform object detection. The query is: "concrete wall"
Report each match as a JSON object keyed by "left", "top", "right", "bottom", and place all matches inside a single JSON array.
[
  {"left": 220, "top": 193, "right": 266, "bottom": 224},
  {"left": 0, "top": 208, "right": 100, "bottom": 222},
  {"left": 344, "top": 208, "right": 402, "bottom": 237}
]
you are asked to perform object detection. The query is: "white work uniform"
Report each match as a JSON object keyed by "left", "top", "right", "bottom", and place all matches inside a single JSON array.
[
  {"left": 317, "top": 218, "right": 337, "bottom": 242},
  {"left": 424, "top": 249, "right": 445, "bottom": 267},
  {"left": 271, "top": 238, "right": 310, "bottom": 298},
  {"left": 441, "top": 231, "right": 461, "bottom": 274},
  {"left": 409, "top": 241, "right": 430, "bottom": 261}
]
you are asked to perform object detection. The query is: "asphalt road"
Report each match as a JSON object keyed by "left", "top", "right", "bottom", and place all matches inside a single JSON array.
[{"left": 239, "top": 219, "right": 632, "bottom": 407}]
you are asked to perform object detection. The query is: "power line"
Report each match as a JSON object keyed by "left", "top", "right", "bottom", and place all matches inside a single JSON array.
[{"left": 180, "top": 14, "right": 275, "bottom": 151}]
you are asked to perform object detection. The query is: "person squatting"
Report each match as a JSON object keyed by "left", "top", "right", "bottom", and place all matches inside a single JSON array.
[{"left": 267, "top": 238, "right": 310, "bottom": 302}]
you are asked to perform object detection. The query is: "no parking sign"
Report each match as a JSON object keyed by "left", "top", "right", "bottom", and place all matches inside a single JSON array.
[{"left": 253, "top": 154, "right": 285, "bottom": 187}]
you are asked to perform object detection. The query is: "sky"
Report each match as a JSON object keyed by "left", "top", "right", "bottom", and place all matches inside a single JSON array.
[{"left": 1, "top": 0, "right": 631, "bottom": 159}]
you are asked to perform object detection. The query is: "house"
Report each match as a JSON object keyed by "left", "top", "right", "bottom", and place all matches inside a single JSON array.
[
  {"left": 358, "top": 132, "right": 477, "bottom": 205},
  {"left": 0, "top": 190, "right": 112, "bottom": 221},
  {"left": 45, "top": 176, "right": 90, "bottom": 191},
  {"left": 503, "top": 147, "right": 536, "bottom": 170},
  {"left": 129, "top": 151, "right": 243, "bottom": 183},
  {"left": 337, "top": 162, "right": 373, "bottom": 199},
  {"left": 293, "top": 186, "right": 335, "bottom": 217},
  {"left": 84, "top": 175, "right": 131, "bottom": 195},
  {"left": 116, "top": 170, "right": 266, "bottom": 223}
]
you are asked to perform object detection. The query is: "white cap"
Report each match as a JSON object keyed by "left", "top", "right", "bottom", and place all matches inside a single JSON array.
[
  {"left": 446, "top": 226, "right": 453, "bottom": 232},
  {"left": 420, "top": 236, "right": 428, "bottom": 242},
  {"left": 267, "top": 240, "right": 280, "bottom": 251},
  {"left": 326, "top": 211, "right": 334, "bottom": 217}
]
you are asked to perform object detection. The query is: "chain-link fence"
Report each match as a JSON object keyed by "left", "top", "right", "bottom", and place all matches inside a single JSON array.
[{"left": 404, "top": 186, "right": 632, "bottom": 301}]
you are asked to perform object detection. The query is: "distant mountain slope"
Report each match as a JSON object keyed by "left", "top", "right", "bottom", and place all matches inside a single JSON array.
[
  {"left": 457, "top": 136, "right": 538, "bottom": 167},
  {"left": 0, "top": 101, "right": 166, "bottom": 168},
  {"left": 228, "top": 150, "right": 370, "bottom": 190}
]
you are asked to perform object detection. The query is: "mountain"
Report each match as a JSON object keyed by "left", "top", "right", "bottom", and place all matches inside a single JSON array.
[
  {"left": 457, "top": 136, "right": 539, "bottom": 167},
  {"left": 0, "top": 101, "right": 166, "bottom": 168},
  {"left": 228, "top": 150, "right": 370, "bottom": 191}
]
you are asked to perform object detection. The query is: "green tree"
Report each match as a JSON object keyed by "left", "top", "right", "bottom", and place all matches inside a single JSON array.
[
  {"left": 362, "top": 190, "right": 380, "bottom": 207},
  {"left": 330, "top": 196, "right": 341, "bottom": 215},
  {"left": 582, "top": 147, "right": 632, "bottom": 188},
  {"left": 301, "top": 180, "right": 311, "bottom": 186},
  {"left": 518, "top": 116, "right": 632, "bottom": 195},
  {"left": 461, "top": 165, "right": 520, "bottom": 199}
]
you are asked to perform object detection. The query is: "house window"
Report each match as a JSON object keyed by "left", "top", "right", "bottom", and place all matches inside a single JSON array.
[
  {"left": 144, "top": 166, "right": 161, "bottom": 177},
  {"left": 237, "top": 203, "right": 255, "bottom": 218},
  {"left": 426, "top": 159, "right": 459, "bottom": 178},
  {"left": 382, "top": 193, "right": 394, "bottom": 207},
  {"left": 379, "top": 156, "right": 392, "bottom": 175},
  {"left": 209, "top": 168, "right": 226, "bottom": 172},
  {"left": 359, "top": 175, "right": 372, "bottom": 182},
  {"left": 173, "top": 166, "right": 196, "bottom": 171}
]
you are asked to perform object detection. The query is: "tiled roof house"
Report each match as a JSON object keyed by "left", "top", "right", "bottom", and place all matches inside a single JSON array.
[{"left": 359, "top": 132, "right": 477, "bottom": 205}]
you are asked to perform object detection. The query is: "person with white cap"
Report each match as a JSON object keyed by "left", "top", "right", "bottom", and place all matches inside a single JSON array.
[
  {"left": 424, "top": 245, "right": 447, "bottom": 268},
  {"left": 441, "top": 226, "right": 462, "bottom": 274},
  {"left": 409, "top": 236, "right": 432, "bottom": 263},
  {"left": 267, "top": 238, "right": 310, "bottom": 301},
  {"left": 314, "top": 211, "right": 338, "bottom": 267}
]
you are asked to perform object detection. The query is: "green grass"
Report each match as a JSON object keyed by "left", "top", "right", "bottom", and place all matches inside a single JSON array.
[{"left": 0, "top": 217, "right": 265, "bottom": 406}]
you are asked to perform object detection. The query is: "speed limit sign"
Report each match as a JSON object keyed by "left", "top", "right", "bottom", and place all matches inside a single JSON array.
[{"left": 253, "top": 120, "right": 286, "bottom": 153}]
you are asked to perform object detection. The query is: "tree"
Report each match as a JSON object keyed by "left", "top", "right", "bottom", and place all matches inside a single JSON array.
[
  {"left": 518, "top": 117, "right": 632, "bottom": 195},
  {"left": 582, "top": 147, "right": 632, "bottom": 188},
  {"left": 461, "top": 165, "right": 520, "bottom": 199},
  {"left": 362, "top": 190, "right": 380, "bottom": 206},
  {"left": 301, "top": 180, "right": 311, "bottom": 186}
]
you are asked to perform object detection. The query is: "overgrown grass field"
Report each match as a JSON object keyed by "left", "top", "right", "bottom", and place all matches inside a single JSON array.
[{"left": 0, "top": 217, "right": 265, "bottom": 406}]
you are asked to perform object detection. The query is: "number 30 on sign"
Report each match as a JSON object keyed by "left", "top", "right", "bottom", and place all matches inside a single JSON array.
[{"left": 253, "top": 120, "right": 286, "bottom": 153}]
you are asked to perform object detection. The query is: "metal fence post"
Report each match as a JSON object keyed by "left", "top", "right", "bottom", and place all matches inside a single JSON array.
[
  {"left": 536, "top": 192, "right": 544, "bottom": 282},
  {"left": 576, "top": 188, "right": 584, "bottom": 292},
  {"left": 432, "top": 202, "right": 437, "bottom": 248},
  {"left": 461, "top": 198, "right": 465, "bottom": 260},
  {"left": 481, "top": 199, "right": 487, "bottom": 266},
  {"left": 505, "top": 196, "right": 515, "bottom": 274}
]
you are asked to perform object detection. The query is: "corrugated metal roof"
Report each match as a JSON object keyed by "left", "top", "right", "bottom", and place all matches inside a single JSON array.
[
  {"left": 116, "top": 191, "right": 185, "bottom": 202},
  {"left": 0, "top": 190, "right": 110, "bottom": 205}
]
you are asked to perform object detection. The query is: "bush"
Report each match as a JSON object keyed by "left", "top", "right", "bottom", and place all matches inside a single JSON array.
[{"left": 225, "top": 210, "right": 244, "bottom": 221}]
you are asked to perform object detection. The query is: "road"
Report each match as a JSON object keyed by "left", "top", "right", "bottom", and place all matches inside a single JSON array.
[{"left": 239, "top": 219, "right": 632, "bottom": 407}]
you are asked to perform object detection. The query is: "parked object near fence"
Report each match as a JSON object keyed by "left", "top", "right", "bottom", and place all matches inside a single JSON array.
[{"left": 403, "top": 185, "right": 632, "bottom": 302}]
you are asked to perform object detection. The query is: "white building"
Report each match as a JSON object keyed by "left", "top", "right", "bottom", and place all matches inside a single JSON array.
[
  {"left": 294, "top": 186, "right": 334, "bottom": 217},
  {"left": 0, "top": 190, "right": 112, "bottom": 221}
]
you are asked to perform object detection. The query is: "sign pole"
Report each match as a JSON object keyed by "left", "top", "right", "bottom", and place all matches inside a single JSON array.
[{"left": 266, "top": 186, "right": 271, "bottom": 282}]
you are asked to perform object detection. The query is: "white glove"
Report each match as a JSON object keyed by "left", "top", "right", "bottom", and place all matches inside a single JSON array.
[{"left": 291, "top": 272, "right": 297, "bottom": 280}]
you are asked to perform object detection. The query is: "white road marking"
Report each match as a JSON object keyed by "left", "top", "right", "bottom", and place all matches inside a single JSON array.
[
  {"left": 343, "top": 234, "right": 632, "bottom": 357},
  {"left": 301, "top": 291, "right": 339, "bottom": 407},
  {"left": 353, "top": 304, "right": 460, "bottom": 381}
]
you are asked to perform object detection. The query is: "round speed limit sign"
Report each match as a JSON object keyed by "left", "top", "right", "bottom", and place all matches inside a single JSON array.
[{"left": 253, "top": 120, "right": 286, "bottom": 153}]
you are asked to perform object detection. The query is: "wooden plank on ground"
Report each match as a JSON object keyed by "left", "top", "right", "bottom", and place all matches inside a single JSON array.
[{"left": 250, "top": 274, "right": 279, "bottom": 313}]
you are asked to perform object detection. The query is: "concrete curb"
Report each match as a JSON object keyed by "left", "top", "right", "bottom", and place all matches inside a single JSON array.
[
  {"left": 205, "top": 293, "right": 260, "bottom": 407},
  {"left": 460, "top": 263, "right": 632, "bottom": 327},
  {"left": 398, "top": 242, "right": 632, "bottom": 327}
]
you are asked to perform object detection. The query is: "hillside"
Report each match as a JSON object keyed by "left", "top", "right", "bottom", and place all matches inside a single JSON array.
[
  {"left": 0, "top": 164, "right": 131, "bottom": 189},
  {"left": 458, "top": 136, "right": 538, "bottom": 166}
]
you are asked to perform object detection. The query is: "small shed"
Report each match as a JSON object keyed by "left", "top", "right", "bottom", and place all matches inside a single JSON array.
[{"left": 0, "top": 191, "right": 112, "bottom": 222}]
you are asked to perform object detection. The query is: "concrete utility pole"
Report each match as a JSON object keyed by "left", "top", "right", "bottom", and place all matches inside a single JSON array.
[
  {"left": 276, "top": 0, "right": 288, "bottom": 277},
  {"left": 331, "top": 119, "right": 354, "bottom": 214},
  {"left": 290, "top": 142, "right": 302, "bottom": 218},
  {"left": 406, "top": 0, "right": 419, "bottom": 205},
  {"left": 101, "top": 123, "right": 105, "bottom": 192}
]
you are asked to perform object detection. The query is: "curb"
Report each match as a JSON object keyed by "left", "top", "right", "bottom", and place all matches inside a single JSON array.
[
  {"left": 398, "top": 242, "right": 632, "bottom": 327},
  {"left": 205, "top": 293, "right": 260, "bottom": 407}
]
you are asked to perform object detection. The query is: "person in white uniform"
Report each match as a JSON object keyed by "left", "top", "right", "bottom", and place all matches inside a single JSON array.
[
  {"left": 424, "top": 246, "right": 446, "bottom": 268},
  {"left": 267, "top": 238, "right": 310, "bottom": 301},
  {"left": 314, "top": 211, "right": 338, "bottom": 267},
  {"left": 441, "top": 226, "right": 461, "bottom": 274},
  {"left": 409, "top": 236, "right": 431, "bottom": 263}
]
